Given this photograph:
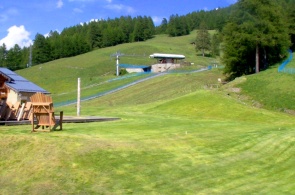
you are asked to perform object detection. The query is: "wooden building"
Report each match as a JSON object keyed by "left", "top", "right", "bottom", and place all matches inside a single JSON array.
[
  {"left": 0, "top": 68, "right": 49, "bottom": 104},
  {"left": 0, "top": 68, "right": 49, "bottom": 121}
]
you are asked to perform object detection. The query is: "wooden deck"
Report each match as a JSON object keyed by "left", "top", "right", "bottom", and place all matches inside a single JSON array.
[{"left": 0, "top": 116, "right": 120, "bottom": 126}]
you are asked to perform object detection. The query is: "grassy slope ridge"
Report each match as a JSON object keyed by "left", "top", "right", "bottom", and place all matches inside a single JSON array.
[
  {"left": 16, "top": 33, "right": 294, "bottom": 112},
  {"left": 1, "top": 33, "right": 294, "bottom": 194},
  {"left": 17, "top": 31, "right": 216, "bottom": 103},
  {"left": 235, "top": 62, "right": 295, "bottom": 112}
]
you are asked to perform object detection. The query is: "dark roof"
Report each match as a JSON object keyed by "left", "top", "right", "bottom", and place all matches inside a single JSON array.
[{"left": 0, "top": 67, "right": 49, "bottom": 94}]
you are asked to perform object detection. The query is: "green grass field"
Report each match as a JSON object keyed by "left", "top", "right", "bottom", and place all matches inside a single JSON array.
[
  {"left": 1, "top": 90, "right": 294, "bottom": 194},
  {"left": 1, "top": 33, "right": 294, "bottom": 194}
]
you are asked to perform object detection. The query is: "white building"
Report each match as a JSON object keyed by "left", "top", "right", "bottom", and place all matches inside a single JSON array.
[{"left": 149, "top": 53, "right": 185, "bottom": 73}]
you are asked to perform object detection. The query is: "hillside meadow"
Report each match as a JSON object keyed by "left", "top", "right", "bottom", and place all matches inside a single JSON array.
[
  {"left": 17, "top": 31, "right": 217, "bottom": 104},
  {"left": 0, "top": 33, "right": 294, "bottom": 194}
]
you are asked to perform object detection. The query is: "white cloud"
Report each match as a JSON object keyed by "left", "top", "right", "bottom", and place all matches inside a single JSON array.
[
  {"left": 44, "top": 30, "right": 60, "bottom": 38},
  {"left": 0, "top": 8, "right": 19, "bottom": 23},
  {"left": 73, "top": 8, "right": 83, "bottom": 13},
  {"left": 104, "top": 4, "right": 135, "bottom": 14},
  {"left": 68, "top": 0, "right": 112, "bottom": 2},
  {"left": 57, "top": 0, "right": 64, "bottom": 8},
  {"left": 7, "top": 8, "right": 19, "bottom": 15},
  {"left": 0, "top": 25, "right": 33, "bottom": 49},
  {"left": 80, "top": 18, "right": 100, "bottom": 25},
  {"left": 68, "top": 0, "right": 96, "bottom": 2},
  {"left": 90, "top": 18, "right": 99, "bottom": 22},
  {"left": 227, "top": 0, "right": 238, "bottom": 3},
  {"left": 152, "top": 16, "right": 163, "bottom": 26},
  {"left": 0, "top": 14, "right": 8, "bottom": 23}
]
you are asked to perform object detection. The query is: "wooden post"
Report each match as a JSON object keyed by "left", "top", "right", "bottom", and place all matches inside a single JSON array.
[
  {"left": 77, "top": 78, "right": 81, "bottom": 117},
  {"left": 116, "top": 54, "right": 119, "bottom": 76},
  {"left": 17, "top": 103, "right": 25, "bottom": 121}
]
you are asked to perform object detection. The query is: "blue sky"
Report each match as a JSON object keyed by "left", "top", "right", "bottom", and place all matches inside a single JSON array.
[{"left": 0, "top": 0, "right": 237, "bottom": 49}]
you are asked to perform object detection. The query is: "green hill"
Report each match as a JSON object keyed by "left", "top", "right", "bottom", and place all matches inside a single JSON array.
[
  {"left": 1, "top": 33, "right": 294, "bottom": 194},
  {"left": 17, "top": 31, "right": 217, "bottom": 103},
  {"left": 16, "top": 32, "right": 294, "bottom": 114}
]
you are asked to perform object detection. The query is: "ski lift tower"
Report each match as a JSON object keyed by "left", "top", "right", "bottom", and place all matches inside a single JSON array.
[
  {"left": 111, "top": 51, "right": 147, "bottom": 76},
  {"left": 110, "top": 51, "right": 124, "bottom": 76}
]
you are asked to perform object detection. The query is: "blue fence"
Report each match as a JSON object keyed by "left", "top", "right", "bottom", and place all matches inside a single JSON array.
[
  {"left": 54, "top": 68, "right": 209, "bottom": 107},
  {"left": 279, "top": 67, "right": 295, "bottom": 74},
  {"left": 278, "top": 49, "right": 293, "bottom": 73}
]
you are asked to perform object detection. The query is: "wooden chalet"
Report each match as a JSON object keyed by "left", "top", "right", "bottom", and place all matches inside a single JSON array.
[{"left": 0, "top": 67, "right": 49, "bottom": 121}]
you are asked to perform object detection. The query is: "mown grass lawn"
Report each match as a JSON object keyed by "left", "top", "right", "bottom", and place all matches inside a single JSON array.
[
  {"left": 1, "top": 90, "right": 294, "bottom": 194},
  {"left": 236, "top": 65, "right": 295, "bottom": 111},
  {"left": 4, "top": 31, "right": 294, "bottom": 194}
]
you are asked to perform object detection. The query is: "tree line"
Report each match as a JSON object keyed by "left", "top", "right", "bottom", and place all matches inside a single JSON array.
[
  {"left": 192, "top": 0, "right": 295, "bottom": 79},
  {"left": 222, "top": 0, "right": 295, "bottom": 79},
  {"left": 1, "top": 0, "right": 294, "bottom": 80},
  {"left": 0, "top": 6, "right": 234, "bottom": 70},
  {"left": 0, "top": 15, "right": 155, "bottom": 69}
]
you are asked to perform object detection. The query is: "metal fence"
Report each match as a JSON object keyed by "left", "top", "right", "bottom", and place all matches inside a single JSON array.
[
  {"left": 279, "top": 67, "right": 295, "bottom": 74},
  {"left": 278, "top": 49, "right": 293, "bottom": 73},
  {"left": 54, "top": 67, "right": 210, "bottom": 107}
]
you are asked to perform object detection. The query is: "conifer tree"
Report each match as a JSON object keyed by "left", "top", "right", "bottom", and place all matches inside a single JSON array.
[
  {"left": 222, "top": 0, "right": 290, "bottom": 79},
  {"left": 32, "top": 33, "right": 51, "bottom": 64},
  {"left": 6, "top": 44, "right": 22, "bottom": 70},
  {"left": 195, "top": 23, "right": 211, "bottom": 57},
  {"left": 0, "top": 44, "right": 7, "bottom": 67}
]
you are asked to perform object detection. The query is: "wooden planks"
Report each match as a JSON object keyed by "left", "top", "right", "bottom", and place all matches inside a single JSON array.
[
  {"left": 0, "top": 101, "right": 33, "bottom": 121},
  {"left": 0, "top": 115, "right": 120, "bottom": 126},
  {"left": 30, "top": 92, "right": 63, "bottom": 132}
]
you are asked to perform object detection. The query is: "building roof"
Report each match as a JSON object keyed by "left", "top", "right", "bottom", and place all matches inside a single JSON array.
[
  {"left": 149, "top": 53, "right": 185, "bottom": 59},
  {"left": 120, "top": 64, "right": 150, "bottom": 69},
  {"left": 0, "top": 67, "right": 49, "bottom": 94}
]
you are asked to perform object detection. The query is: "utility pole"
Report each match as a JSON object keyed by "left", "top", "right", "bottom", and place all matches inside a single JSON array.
[
  {"left": 77, "top": 78, "right": 81, "bottom": 116},
  {"left": 116, "top": 52, "right": 120, "bottom": 76}
]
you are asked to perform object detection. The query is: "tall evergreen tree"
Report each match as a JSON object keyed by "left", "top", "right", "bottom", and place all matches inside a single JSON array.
[
  {"left": 156, "top": 18, "right": 168, "bottom": 34},
  {"left": 6, "top": 44, "right": 22, "bottom": 70},
  {"left": 0, "top": 43, "right": 7, "bottom": 67},
  {"left": 20, "top": 46, "right": 30, "bottom": 68},
  {"left": 132, "top": 16, "right": 145, "bottom": 42},
  {"left": 222, "top": 0, "right": 290, "bottom": 79},
  {"left": 211, "top": 33, "right": 221, "bottom": 56},
  {"left": 195, "top": 23, "right": 211, "bottom": 57},
  {"left": 286, "top": 0, "right": 295, "bottom": 51},
  {"left": 143, "top": 16, "right": 155, "bottom": 40},
  {"left": 33, "top": 33, "right": 51, "bottom": 64},
  {"left": 87, "top": 21, "right": 103, "bottom": 49},
  {"left": 119, "top": 16, "right": 133, "bottom": 42},
  {"left": 48, "top": 30, "right": 62, "bottom": 60}
]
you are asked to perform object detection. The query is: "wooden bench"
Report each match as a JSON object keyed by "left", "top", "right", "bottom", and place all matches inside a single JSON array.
[{"left": 30, "top": 92, "right": 63, "bottom": 132}]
